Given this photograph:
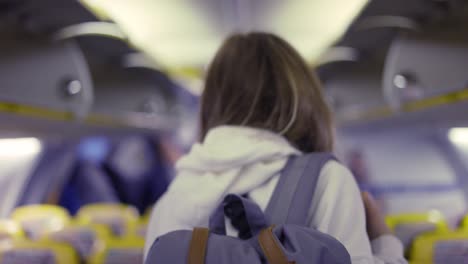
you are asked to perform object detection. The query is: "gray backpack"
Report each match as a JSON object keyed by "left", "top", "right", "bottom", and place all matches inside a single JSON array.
[{"left": 145, "top": 153, "right": 351, "bottom": 264}]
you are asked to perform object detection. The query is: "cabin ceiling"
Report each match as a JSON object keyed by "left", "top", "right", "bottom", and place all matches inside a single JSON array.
[
  {"left": 80, "top": 0, "right": 369, "bottom": 69},
  {"left": 1, "top": 0, "right": 468, "bottom": 135}
]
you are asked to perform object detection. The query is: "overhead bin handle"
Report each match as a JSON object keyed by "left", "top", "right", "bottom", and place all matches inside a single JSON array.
[
  {"left": 316, "top": 47, "right": 360, "bottom": 66},
  {"left": 354, "top": 16, "right": 420, "bottom": 31},
  {"left": 52, "top": 21, "right": 127, "bottom": 41}
]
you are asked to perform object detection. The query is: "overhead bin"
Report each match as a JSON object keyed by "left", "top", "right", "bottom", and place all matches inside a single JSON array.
[
  {"left": 0, "top": 0, "right": 179, "bottom": 133},
  {"left": 0, "top": 32, "right": 94, "bottom": 119},
  {"left": 319, "top": 59, "right": 386, "bottom": 121},
  {"left": 90, "top": 56, "right": 179, "bottom": 131},
  {"left": 0, "top": 20, "right": 178, "bottom": 133},
  {"left": 335, "top": 27, "right": 468, "bottom": 129},
  {"left": 383, "top": 29, "right": 468, "bottom": 110},
  {"left": 55, "top": 20, "right": 179, "bottom": 132},
  {"left": 0, "top": 1, "right": 134, "bottom": 135},
  {"left": 325, "top": 0, "right": 468, "bottom": 128},
  {"left": 0, "top": 29, "right": 133, "bottom": 136}
]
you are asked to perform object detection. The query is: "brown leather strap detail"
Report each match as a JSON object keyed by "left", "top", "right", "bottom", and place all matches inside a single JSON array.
[
  {"left": 188, "top": 227, "right": 210, "bottom": 264},
  {"left": 258, "top": 226, "right": 294, "bottom": 264}
]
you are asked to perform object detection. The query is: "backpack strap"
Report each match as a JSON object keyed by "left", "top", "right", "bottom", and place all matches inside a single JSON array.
[
  {"left": 188, "top": 227, "right": 210, "bottom": 264},
  {"left": 265, "top": 153, "right": 336, "bottom": 226}
]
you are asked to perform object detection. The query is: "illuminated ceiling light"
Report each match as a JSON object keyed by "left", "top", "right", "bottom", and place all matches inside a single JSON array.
[
  {"left": 0, "top": 138, "right": 41, "bottom": 157},
  {"left": 53, "top": 22, "right": 127, "bottom": 41},
  {"left": 448, "top": 128, "right": 468, "bottom": 145},
  {"left": 269, "top": 0, "right": 369, "bottom": 62},
  {"left": 80, "top": 0, "right": 219, "bottom": 68},
  {"left": 81, "top": 0, "right": 369, "bottom": 68}
]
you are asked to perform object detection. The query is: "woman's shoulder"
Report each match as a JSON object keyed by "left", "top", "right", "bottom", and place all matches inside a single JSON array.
[
  {"left": 315, "top": 159, "right": 360, "bottom": 196},
  {"left": 320, "top": 160, "right": 355, "bottom": 181}
]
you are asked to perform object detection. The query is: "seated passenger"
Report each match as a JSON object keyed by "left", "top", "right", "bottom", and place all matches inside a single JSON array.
[{"left": 145, "top": 32, "right": 406, "bottom": 263}]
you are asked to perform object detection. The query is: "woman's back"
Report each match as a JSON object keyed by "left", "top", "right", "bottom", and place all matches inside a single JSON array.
[{"left": 144, "top": 32, "right": 406, "bottom": 263}]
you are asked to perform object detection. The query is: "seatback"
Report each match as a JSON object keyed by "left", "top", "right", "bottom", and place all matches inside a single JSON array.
[
  {"left": 386, "top": 212, "right": 449, "bottom": 251},
  {"left": 0, "top": 240, "right": 79, "bottom": 264},
  {"left": 0, "top": 220, "right": 24, "bottom": 242},
  {"left": 410, "top": 231, "right": 468, "bottom": 264},
  {"left": 44, "top": 223, "right": 111, "bottom": 263},
  {"left": 88, "top": 236, "right": 145, "bottom": 264},
  {"left": 76, "top": 203, "right": 139, "bottom": 237},
  {"left": 11, "top": 205, "right": 71, "bottom": 240}
]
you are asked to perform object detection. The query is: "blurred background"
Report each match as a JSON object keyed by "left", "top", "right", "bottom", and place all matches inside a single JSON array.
[{"left": 1, "top": 0, "right": 468, "bottom": 263}]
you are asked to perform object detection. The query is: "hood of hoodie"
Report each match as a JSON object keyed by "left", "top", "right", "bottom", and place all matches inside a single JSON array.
[
  {"left": 174, "top": 125, "right": 300, "bottom": 195},
  {"left": 177, "top": 125, "right": 299, "bottom": 172},
  {"left": 148, "top": 126, "right": 300, "bottom": 239}
]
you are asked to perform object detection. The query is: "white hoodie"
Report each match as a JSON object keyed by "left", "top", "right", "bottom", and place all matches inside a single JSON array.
[{"left": 145, "top": 126, "right": 406, "bottom": 263}]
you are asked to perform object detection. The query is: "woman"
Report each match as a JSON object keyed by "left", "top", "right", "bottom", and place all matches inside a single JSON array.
[{"left": 145, "top": 32, "right": 406, "bottom": 263}]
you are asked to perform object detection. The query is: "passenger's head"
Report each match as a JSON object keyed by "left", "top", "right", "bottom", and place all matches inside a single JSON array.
[{"left": 200, "top": 32, "right": 334, "bottom": 152}]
